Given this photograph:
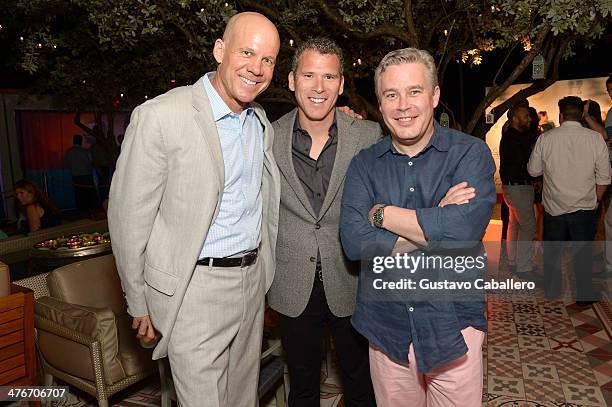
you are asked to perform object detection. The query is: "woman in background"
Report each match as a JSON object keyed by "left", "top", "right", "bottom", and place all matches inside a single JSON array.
[
  {"left": 583, "top": 99, "right": 606, "bottom": 138},
  {"left": 14, "top": 179, "right": 61, "bottom": 234}
]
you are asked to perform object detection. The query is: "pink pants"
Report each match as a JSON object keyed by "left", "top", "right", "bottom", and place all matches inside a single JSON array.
[{"left": 369, "top": 327, "right": 485, "bottom": 407}]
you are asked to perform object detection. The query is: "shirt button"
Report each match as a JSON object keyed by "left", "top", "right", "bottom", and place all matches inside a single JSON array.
[
  {"left": 315, "top": 224, "right": 321, "bottom": 229},
  {"left": 409, "top": 307, "right": 414, "bottom": 312},
  {"left": 410, "top": 187, "right": 415, "bottom": 192},
  {"left": 309, "top": 256, "right": 316, "bottom": 262},
  {"left": 408, "top": 162, "right": 413, "bottom": 166}
]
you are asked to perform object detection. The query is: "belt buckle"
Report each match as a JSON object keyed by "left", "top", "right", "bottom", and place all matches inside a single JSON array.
[{"left": 241, "top": 251, "right": 256, "bottom": 267}]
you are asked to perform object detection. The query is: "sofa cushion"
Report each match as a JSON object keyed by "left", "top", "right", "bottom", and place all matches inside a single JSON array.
[
  {"left": 47, "top": 255, "right": 126, "bottom": 315},
  {"left": 35, "top": 296, "right": 127, "bottom": 385}
]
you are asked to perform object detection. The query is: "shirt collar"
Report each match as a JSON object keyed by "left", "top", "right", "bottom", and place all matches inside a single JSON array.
[
  {"left": 202, "top": 72, "right": 253, "bottom": 122},
  {"left": 293, "top": 112, "right": 338, "bottom": 139},
  {"left": 375, "top": 120, "right": 451, "bottom": 157},
  {"left": 561, "top": 120, "right": 583, "bottom": 128}
]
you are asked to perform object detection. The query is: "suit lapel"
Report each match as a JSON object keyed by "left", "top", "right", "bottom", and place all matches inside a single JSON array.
[
  {"left": 317, "top": 110, "right": 359, "bottom": 220},
  {"left": 275, "top": 109, "right": 318, "bottom": 219},
  {"left": 191, "top": 79, "right": 224, "bottom": 194}
]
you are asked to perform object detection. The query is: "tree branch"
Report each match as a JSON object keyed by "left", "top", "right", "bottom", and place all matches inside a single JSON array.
[
  {"left": 157, "top": 2, "right": 201, "bottom": 46},
  {"left": 465, "top": 24, "right": 551, "bottom": 135},
  {"left": 470, "top": 34, "right": 569, "bottom": 139},
  {"left": 403, "top": 0, "right": 420, "bottom": 47},
  {"left": 314, "top": 0, "right": 410, "bottom": 44}
]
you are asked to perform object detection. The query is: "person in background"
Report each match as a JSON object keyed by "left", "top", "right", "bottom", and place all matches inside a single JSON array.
[
  {"left": 605, "top": 76, "right": 612, "bottom": 137},
  {"left": 538, "top": 111, "right": 555, "bottom": 132},
  {"left": 528, "top": 96, "right": 610, "bottom": 306},
  {"left": 528, "top": 107, "right": 545, "bottom": 247},
  {"left": 583, "top": 99, "right": 606, "bottom": 139},
  {"left": 500, "top": 103, "right": 537, "bottom": 277},
  {"left": 602, "top": 76, "right": 612, "bottom": 275},
  {"left": 14, "top": 179, "right": 61, "bottom": 234},
  {"left": 64, "top": 134, "right": 97, "bottom": 212}
]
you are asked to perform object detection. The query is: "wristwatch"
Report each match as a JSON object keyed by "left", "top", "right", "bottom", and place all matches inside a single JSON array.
[{"left": 371, "top": 205, "right": 387, "bottom": 228}]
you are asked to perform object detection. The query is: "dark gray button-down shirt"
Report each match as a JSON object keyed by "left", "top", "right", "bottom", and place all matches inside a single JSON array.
[{"left": 292, "top": 116, "right": 338, "bottom": 217}]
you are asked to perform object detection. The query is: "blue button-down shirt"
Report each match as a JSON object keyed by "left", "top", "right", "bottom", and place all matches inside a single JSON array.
[
  {"left": 340, "top": 122, "right": 496, "bottom": 372},
  {"left": 200, "top": 72, "right": 264, "bottom": 258}
]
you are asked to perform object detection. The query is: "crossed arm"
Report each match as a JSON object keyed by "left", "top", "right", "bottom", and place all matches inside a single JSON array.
[{"left": 340, "top": 144, "right": 497, "bottom": 260}]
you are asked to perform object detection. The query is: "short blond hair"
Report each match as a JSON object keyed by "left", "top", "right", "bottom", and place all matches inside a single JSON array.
[{"left": 374, "top": 48, "right": 438, "bottom": 100}]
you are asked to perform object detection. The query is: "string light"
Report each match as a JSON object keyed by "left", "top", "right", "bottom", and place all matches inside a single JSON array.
[
  {"left": 19, "top": 36, "right": 24, "bottom": 41},
  {"left": 357, "top": 58, "right": 362, "bottom": 65},
  {"left": 352, "top": 62, "right": 357, "bottom": 67},
  {"left": 37, "top": 43, "right": 42, "bottom": 48},
  {"left": 289, "top": 39, "right": 293, "bottom": 47},
  {"left": 145, "top": 95, "right": 148, "bottom": 100},
  {"left": 224, "top": 2, "right": 229, "bottom": 7},
  {"left": 120, "top": 93, "right": 124, "bottom": 98},
  {"left": 444, "top": 29, "right": 448, "bottom": 37}
]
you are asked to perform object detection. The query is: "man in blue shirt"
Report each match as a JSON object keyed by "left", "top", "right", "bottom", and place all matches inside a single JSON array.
[{"left": 340, "top": 48, "right": 496, "bottom": 406}]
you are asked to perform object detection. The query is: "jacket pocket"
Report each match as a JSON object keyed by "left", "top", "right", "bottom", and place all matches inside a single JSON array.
[{"left": 144, "top": 263, "right": 178, "bottom": 296}]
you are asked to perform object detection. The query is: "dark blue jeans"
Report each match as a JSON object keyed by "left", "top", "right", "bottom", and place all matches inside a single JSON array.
[{"left": 543, "top": 210, "right": 597, "bottom": 301}]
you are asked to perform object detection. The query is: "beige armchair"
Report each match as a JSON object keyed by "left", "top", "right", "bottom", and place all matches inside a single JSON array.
[{"left": 15, "top": 255, "right": 157, "bottom": 407}]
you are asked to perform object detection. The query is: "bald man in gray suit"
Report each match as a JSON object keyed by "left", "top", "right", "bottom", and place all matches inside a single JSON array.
[{"left": 109, "top": 13, "right": 281, "bottom": 407}]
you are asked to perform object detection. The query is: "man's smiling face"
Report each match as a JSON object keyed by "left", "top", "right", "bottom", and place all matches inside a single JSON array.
[
  {"left": 212, "top": 14, "right": 280, "bottom": 113},
  {"left": 289, "top": 50, "right": 344, "bottom": 124},
  {"left": 378, "top": 62, "right": 440, "bottom": 155}
]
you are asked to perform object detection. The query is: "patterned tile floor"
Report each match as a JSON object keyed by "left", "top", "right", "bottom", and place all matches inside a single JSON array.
[
  {"left": 314, "top": 245, "right": 612, "bottom": 406},
  {"left": 8, "top": 226, "right": 612, "bottom": 406}
]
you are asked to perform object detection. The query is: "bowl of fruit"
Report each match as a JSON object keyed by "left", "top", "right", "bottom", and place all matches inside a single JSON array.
[{"left": 31, "top": 232, "right": 111, "bottom": 258}]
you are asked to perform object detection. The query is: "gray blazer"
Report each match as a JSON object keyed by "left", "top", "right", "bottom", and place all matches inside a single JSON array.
[
  {"left": 108, "top": 78, "right": 281, "bottom": 359},
  {"left": 267, "top": 108, "right": 381, "bottom": 317}
]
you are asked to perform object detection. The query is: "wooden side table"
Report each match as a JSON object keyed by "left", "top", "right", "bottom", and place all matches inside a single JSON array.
[{"left": 0, "top": 284, "right": 37, "bottom": 387}]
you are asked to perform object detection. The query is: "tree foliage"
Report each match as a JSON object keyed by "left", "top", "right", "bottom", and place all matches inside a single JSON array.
[{"left": 2, "top": 0, "right": 610, "bottom": 140}]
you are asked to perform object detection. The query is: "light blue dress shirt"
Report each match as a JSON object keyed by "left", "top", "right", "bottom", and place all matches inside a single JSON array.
[{"left": 199, "top": 72, "right": 264, "bottom": 258}]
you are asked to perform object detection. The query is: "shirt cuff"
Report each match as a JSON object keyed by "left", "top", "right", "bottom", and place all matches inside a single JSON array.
[{"left": 415, "top": 207, "right": 442, "bottom": 250}]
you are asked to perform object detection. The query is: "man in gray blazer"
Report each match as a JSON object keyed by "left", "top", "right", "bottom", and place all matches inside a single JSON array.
[
  {"left": 267, "top": 38, "right": 378, "bottom": 406},
  {"left": 108, "top": 12, "right": 281, "bottom": 407}
]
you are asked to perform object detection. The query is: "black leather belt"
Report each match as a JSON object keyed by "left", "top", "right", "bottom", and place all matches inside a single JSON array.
[
  {"left": 196, "top": 249, "right": 258, "bottom": 268},
  {"left": 503, "top": 181, "right": 532, "bottom": 186}
]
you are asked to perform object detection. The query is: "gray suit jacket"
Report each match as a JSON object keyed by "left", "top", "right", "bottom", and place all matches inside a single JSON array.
[
  {"left": 268, "top": 108, "right": 381, "bottom": 317},
  {"left": 108, "top": 78, "right": 280, "bottom": 359}
]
